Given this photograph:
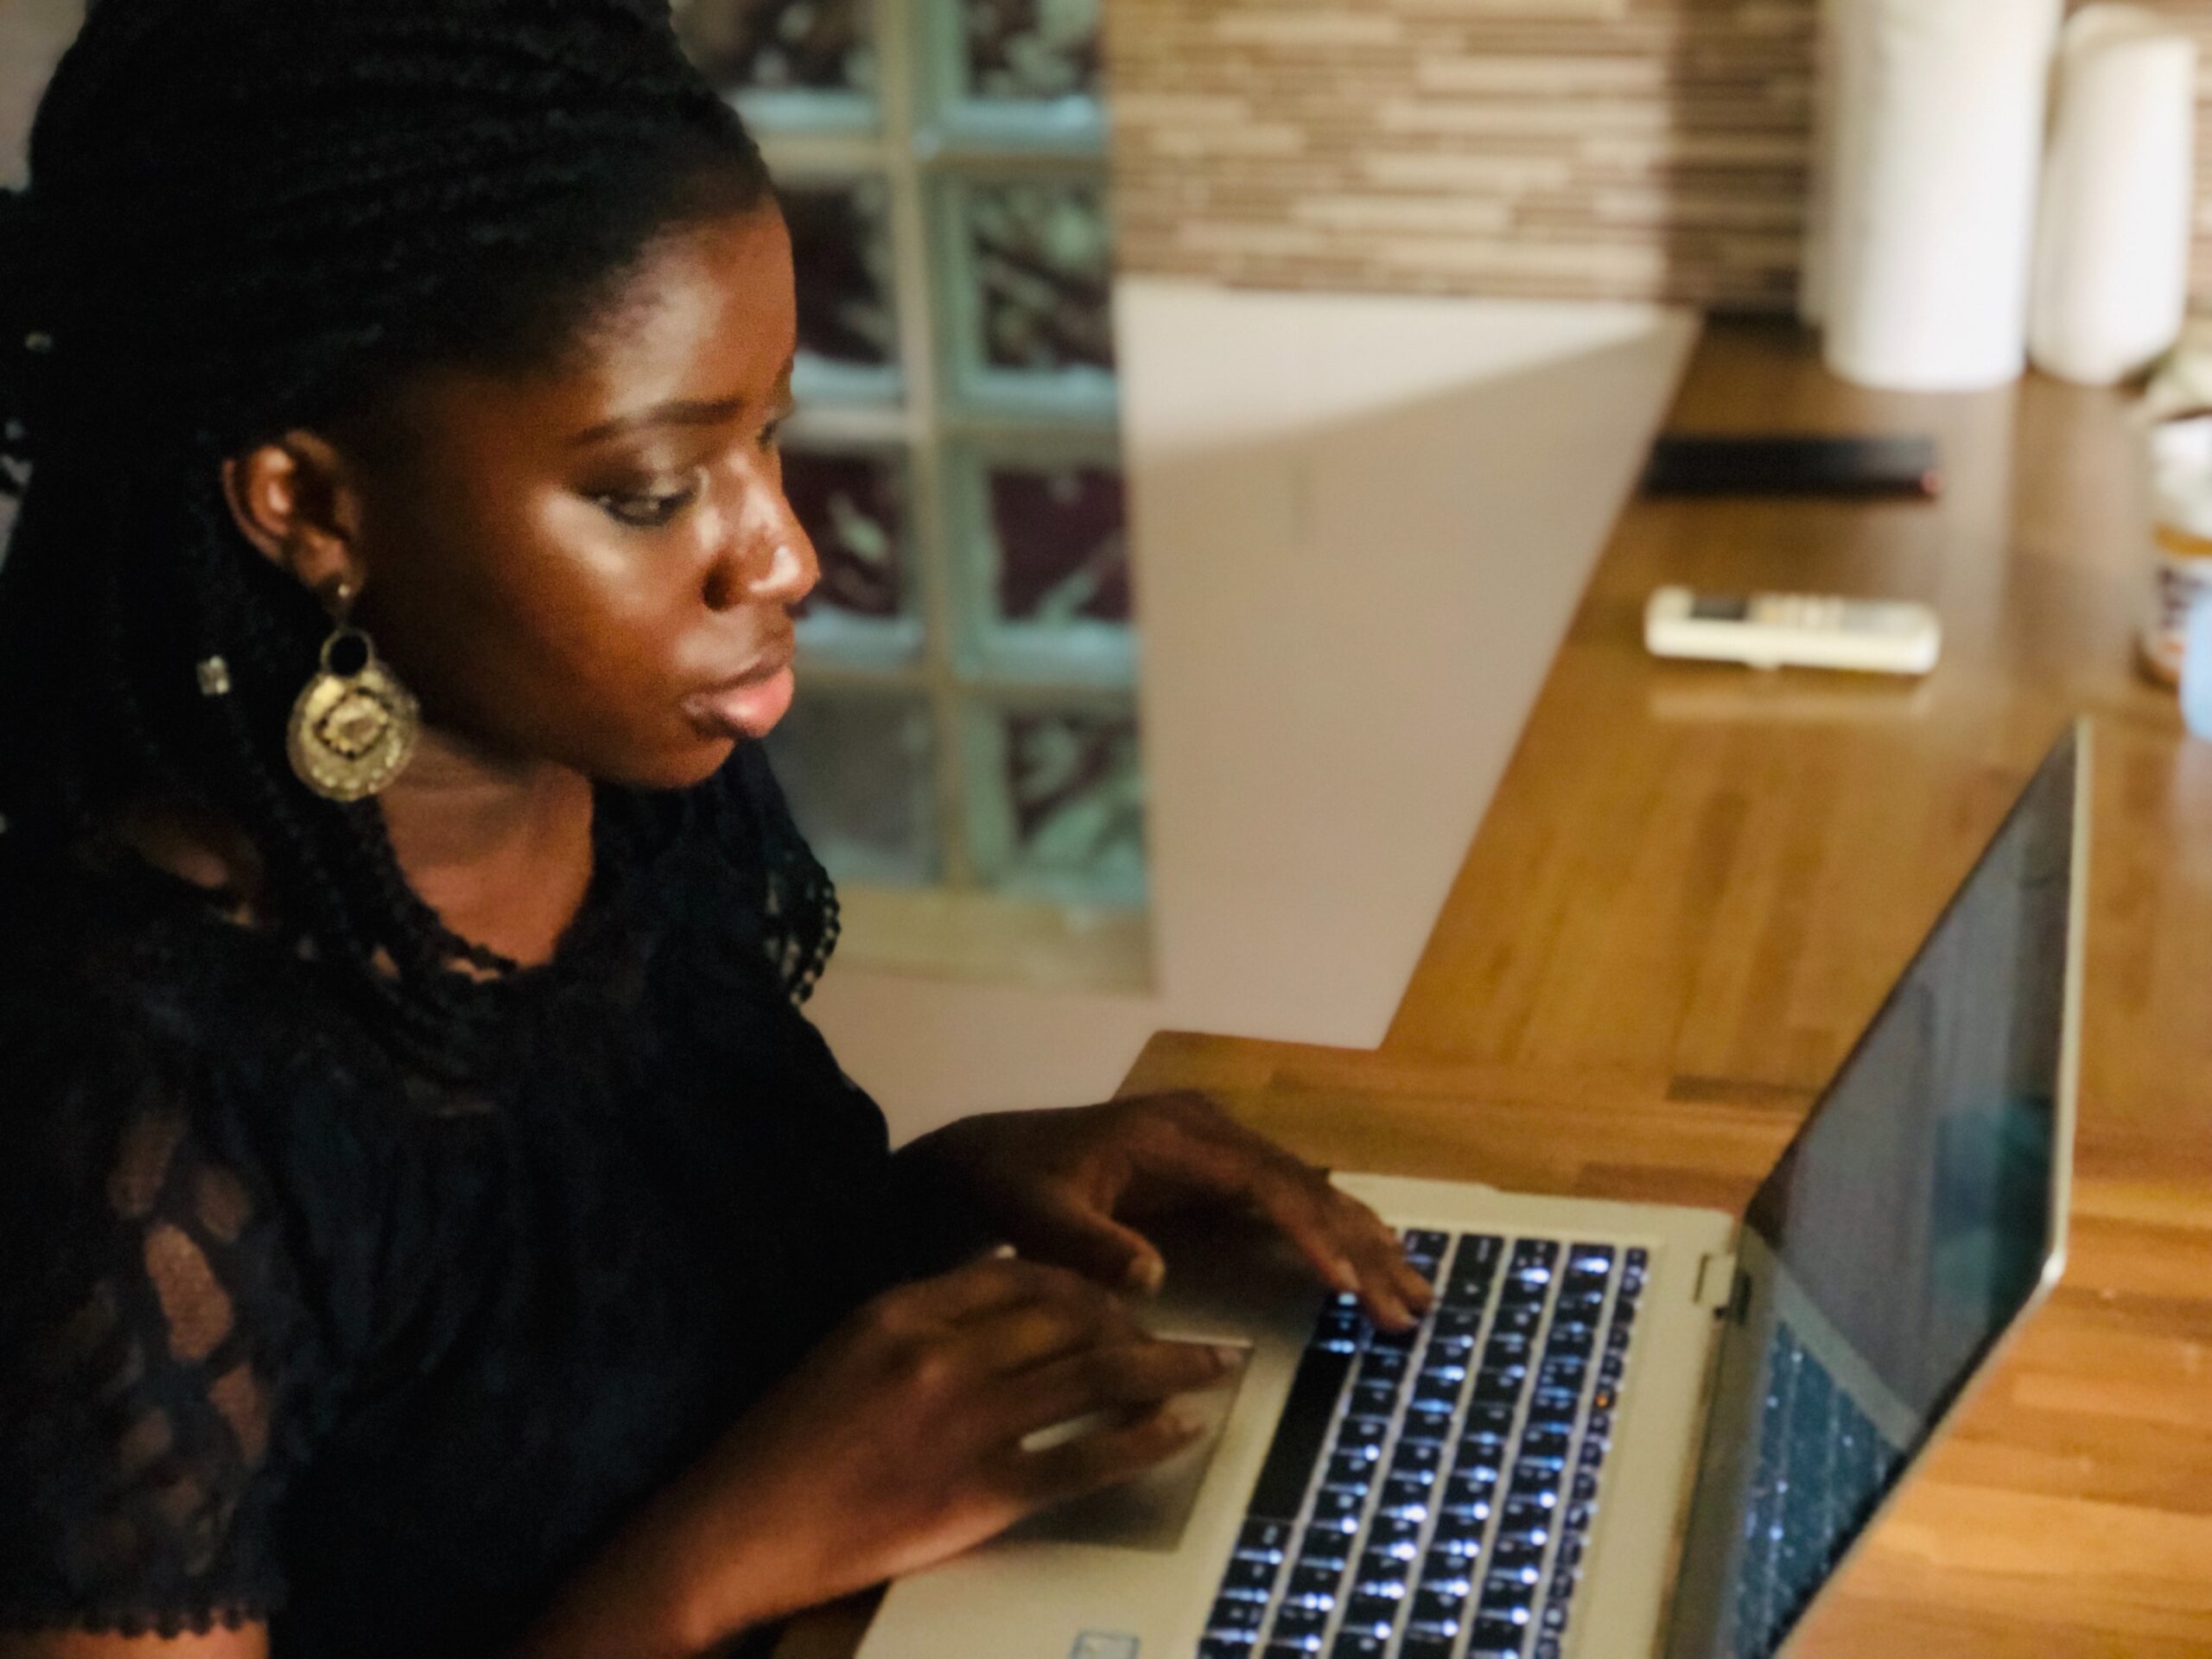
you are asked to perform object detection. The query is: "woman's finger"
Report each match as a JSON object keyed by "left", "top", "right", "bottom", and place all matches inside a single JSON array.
[
  {"left": 889, "top": 1254, "right": 1118, "bottom": 1332},
  {"left": 1002, "top": 1336, "right": 1236, "bottom": 1442},
  {"left": 1002, "top": 1398, "right": 1211, "bottom": 1511},
  {"left": 1007, "top": 1184, "right": 1169, "bottom": 1297},
  {"left": 1117, "top": 1108, "right": 1427, "bottom": 1328},
  {"left": 1322, "top": 1185, "right": 1436, "bottom": 1316},
  {"left": 959, "top": 1289, "right": 1152, "bottom": 1381}
]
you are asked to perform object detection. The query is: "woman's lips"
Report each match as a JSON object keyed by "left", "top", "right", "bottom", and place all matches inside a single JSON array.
[{"left": 681, "top": 663, "right": 796, "bottom": 741}]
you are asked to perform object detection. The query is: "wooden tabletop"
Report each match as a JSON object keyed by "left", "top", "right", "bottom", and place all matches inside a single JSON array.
[{"left": 782, "top": 321, "right": 2212, "bottom": 1656}]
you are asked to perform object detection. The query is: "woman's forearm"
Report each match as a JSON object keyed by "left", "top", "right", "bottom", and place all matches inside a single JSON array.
[
  {"left": 507, "top": 1515, "right": 723, "bottom": 1659},
  {"left": 506, "top": 1475, "right": 798, "bottom": 1659}
]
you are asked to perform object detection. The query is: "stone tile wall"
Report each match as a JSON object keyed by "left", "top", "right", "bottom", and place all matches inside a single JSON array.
[{"left": 1103, "top": 0, "right": 2212, "bottom": 313}]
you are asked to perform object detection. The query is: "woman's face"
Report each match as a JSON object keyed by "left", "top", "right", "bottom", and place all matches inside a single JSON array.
[{"left": 331, "top": 201, "right": 817, "bottom": 791}]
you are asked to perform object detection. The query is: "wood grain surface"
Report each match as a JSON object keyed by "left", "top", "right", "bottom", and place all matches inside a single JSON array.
[{"left": 779, "top": 322, "right": 2212, "bottom": 1655}]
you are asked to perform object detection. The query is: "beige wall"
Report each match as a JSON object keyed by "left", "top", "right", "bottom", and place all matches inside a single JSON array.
[
  {"left": 0, "top": 0, "right": 79, "bottom": 189},
  {"left": 1103, "top": 0, "right": 2212, "bottom": 314}
]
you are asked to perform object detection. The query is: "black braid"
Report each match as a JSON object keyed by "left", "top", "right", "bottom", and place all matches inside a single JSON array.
[{"left": 0, "top": 0, "right": 774, "bottom": 1086}]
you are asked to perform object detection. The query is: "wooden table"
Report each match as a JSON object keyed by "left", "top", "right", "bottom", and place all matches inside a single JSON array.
[{"left": 784, "top": 322, "right": 2212, "bottom": 1657}]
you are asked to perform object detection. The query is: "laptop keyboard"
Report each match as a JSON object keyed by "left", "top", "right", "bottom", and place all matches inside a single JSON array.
[
  {"left": 1198, "top": 1230, "right": 1647, "bottom": 1659},
  {"left": 1726, "top": 1319, "right": 1906, "bottom": 1657}
]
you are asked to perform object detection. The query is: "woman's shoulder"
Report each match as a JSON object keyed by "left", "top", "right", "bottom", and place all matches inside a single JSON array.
[{"left": 0, "top": 830, "right": 405, "bottom": 1193}]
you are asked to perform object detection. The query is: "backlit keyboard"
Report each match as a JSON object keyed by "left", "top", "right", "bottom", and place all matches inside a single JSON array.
[{"left": 1198, "top": 1231, "right": 1647, "bottom": 1659}]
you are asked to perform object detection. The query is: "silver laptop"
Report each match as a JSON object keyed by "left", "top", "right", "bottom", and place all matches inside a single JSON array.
[{"left": 861, "top": 721, "right": 2088, "bottom": 1659}]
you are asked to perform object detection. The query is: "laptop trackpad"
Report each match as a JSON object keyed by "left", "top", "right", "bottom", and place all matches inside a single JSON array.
[{"left": 1003, "top": 1344, "right": 1250, "bottom": 1553}]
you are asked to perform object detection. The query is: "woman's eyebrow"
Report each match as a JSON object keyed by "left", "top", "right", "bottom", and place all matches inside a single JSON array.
[
  {"left": 569, "top": 355, "right": 798, "bottom": 445},
  {"left": 569, "top": 397, "right": 744, "bottom": 445}
]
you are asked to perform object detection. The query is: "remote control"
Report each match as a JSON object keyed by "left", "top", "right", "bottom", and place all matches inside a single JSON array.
[{"left": 1643, "top": 586, "right": 1942, "bottom": 675}]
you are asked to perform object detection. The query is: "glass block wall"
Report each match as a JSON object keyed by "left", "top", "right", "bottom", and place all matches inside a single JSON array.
[{"left": 674, "top": 0, "right": 1144, "bottom": 916}]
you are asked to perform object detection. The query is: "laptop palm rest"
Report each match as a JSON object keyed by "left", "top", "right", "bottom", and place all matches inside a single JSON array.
[{"left": 1004, "top": 1344, "right": 1252, "bottom": 1553}]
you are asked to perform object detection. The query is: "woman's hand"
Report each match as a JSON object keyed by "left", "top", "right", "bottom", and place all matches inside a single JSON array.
[
  {"left": 516, "top": 1255, "right": 1236, "bottom": 1658},
  {"left": 900, "top": 1092, "right": 1435, "bottom": 1332}
]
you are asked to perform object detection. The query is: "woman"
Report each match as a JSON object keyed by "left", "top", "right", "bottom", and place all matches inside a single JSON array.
[{"left": 0, "top": 3, "right": 1433, "bottom": 1655}]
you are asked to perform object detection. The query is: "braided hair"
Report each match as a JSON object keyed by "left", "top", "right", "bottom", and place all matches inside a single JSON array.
[{"left": 0, "top": 0, "right": 778, "bottom": 1082}]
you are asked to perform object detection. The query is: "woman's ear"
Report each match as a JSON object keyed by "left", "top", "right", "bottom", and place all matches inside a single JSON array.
[{"left": 219, "top": 431, "right": 366, "bottom": 608}]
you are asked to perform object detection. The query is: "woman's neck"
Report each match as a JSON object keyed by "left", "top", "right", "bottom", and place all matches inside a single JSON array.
[
  {"left": 107, "top": 725, "right": 598, "bottom": 972},
  {"left": 376, "top": 728, "right": 597, "bottom": 970}
]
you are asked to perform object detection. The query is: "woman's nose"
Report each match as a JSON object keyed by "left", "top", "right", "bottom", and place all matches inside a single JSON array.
[
  {"left": 748, "top": 537, "right": 815, "bottom": 605},
  {"left": 707, "top": 489, "right": 819, "bottom": 613}
]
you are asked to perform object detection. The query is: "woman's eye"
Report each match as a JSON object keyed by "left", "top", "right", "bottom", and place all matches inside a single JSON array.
[
  {"left": 596, "top": 470, "right": 703, "bottom": 529},
  {"left": 759, "top": 418, "right": 785, "bottom": 454}
]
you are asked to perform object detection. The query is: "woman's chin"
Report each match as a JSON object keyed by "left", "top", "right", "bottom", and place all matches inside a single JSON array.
[{"left": 596, "top": 734, "right": 742, "bottom": 794}]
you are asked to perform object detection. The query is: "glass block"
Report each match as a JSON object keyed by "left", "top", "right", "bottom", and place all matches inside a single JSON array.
[
  {"left": 674, "top": 0, "right": 877, "bottom": 97},
  {"left": 969, "top": 702, "right": 1146, "bottom": 905},
  {"left": 958, "top": 177, "right": 1116, "bottom": 382},
  {"left": 785, "top": 447, "right": 909, "bottom": 624},
  {"left": 985, "top": 456, "right": 1128, "bottom": 626},
  {"left": 964, "top": 0, "right": 1103, "bottom": 103},
  {"left": 761, "top": 688, "right": 939, "bottom": 887},
  {"left": 783, "top": 178, "right": 900, "bottom": 393}
]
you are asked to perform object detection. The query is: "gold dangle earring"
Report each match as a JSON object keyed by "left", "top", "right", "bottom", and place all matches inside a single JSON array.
[{"left": 286, "top": 578, "right": 420, "bottom": 801}]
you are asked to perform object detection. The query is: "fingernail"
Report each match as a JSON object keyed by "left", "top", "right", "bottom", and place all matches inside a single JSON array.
[
  {"left": 1331, "top": 1257, "right": 1361, "bottom": 1295},
  {"left": 1211, "top": 1344, "right": 1243, "bottom": 1373},
  {"left": 1166, "top": 1410, "right": 1203, "bottom": 1438},
  {"left": 1127, "top": 1254, "right": 1166, "bottom": 1295}
]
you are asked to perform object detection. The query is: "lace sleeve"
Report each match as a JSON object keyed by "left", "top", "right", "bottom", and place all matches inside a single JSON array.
[
  {"left": 725, "top": 741, "right": 842, "bottom": 1006},
  {"left": 0, "top": 1022, "right": 317, "bottom": 1637}
]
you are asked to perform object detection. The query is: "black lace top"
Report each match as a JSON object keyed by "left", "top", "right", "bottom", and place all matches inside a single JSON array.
[{"left": 0, "top": 747, "right": 962, "bottom": 1656}]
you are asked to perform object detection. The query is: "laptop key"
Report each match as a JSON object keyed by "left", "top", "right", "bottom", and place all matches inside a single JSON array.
[
  {"left": 1413, "top": 1583, "right": 1471, "bottom": 1619},
  {"left": 1391, "top": 1440, "right": 1444, "bottom": 1476},
  {"left": 1520, "top": 1428, "right": 1572, "bottom": 1462},
  {"left": 1271, "top": 1606, "right": 1331, "bottom": 1648},
  {"left": 1357, "top": 1344, "right": 1410, "bottom": 1382},
  {"left": 1470, "top": 1614, "right": 1531, "bottom": 1654},
  {"left": 1199, "top": 1641, "right": 1254, "bottom": 1659},
  {"left": 1247, "top": 1344, "right": 1355, "bottom": 1520},
  {"left": 1347, "top": 1379, "right": 1398, "bottom": 1420},
  {"left": 1339, "top": 1596, "right": 1402, "bottom": 1638},
  {"left": 1465, "top": 1401, "right": 1516, "bottom": 1437},
  {"left": 1209, "top": 1595, "right": 1267, "bottom": 1635},
  {"left": 1237, "top": 1519, "right": 1293, "bottom": 1561},
  {"left": 1311, "top": 1488, "right": 1364, "bottom": 1529},
  {"left": 1297, "top": 1544, "right": 1352, "bottom": 1579},
  {"left": 1222, "top": 1555, "right": 1281, "bottom": 1599},
  {"left": 1431, "top": 1523, "right": 1485, "bottom": 1560},
  {"left": 1402, "top": 1408, "right": 1456, "bottom": 1443},
  {"left": 1433, "top": 1306, "right": 1484, "bottom": 1338},
  {"left": 1338, "top": 1418, "right": 1389, "bottom": 1455},
  {"left": 1354, "top": 1549, "right": 1412, "bottom": 1590},
  {"left": 1367, "top": 1516, "right": 1424, "bottom": 1559},
  {"left": 1325, "top": 1451, "right": 1376, "bottom": 1491}
]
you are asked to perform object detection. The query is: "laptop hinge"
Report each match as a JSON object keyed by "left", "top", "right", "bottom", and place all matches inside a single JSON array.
[{"left": 1692, "top": 1252, "right": 1738, "bottom": 1313}]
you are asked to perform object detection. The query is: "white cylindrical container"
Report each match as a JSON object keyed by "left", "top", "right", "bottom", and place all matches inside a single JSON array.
[
  {"left": 2028, "top": 7, "right": 2199, "bottom": 387},
  {"left": 1822, "top": 0, "right": 2064, "bottom": 391}
]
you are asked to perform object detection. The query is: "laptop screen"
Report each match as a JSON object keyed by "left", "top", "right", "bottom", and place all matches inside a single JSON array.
[{"left": 1673, "top": 729, "right": 2080, "bottom": 1659}]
